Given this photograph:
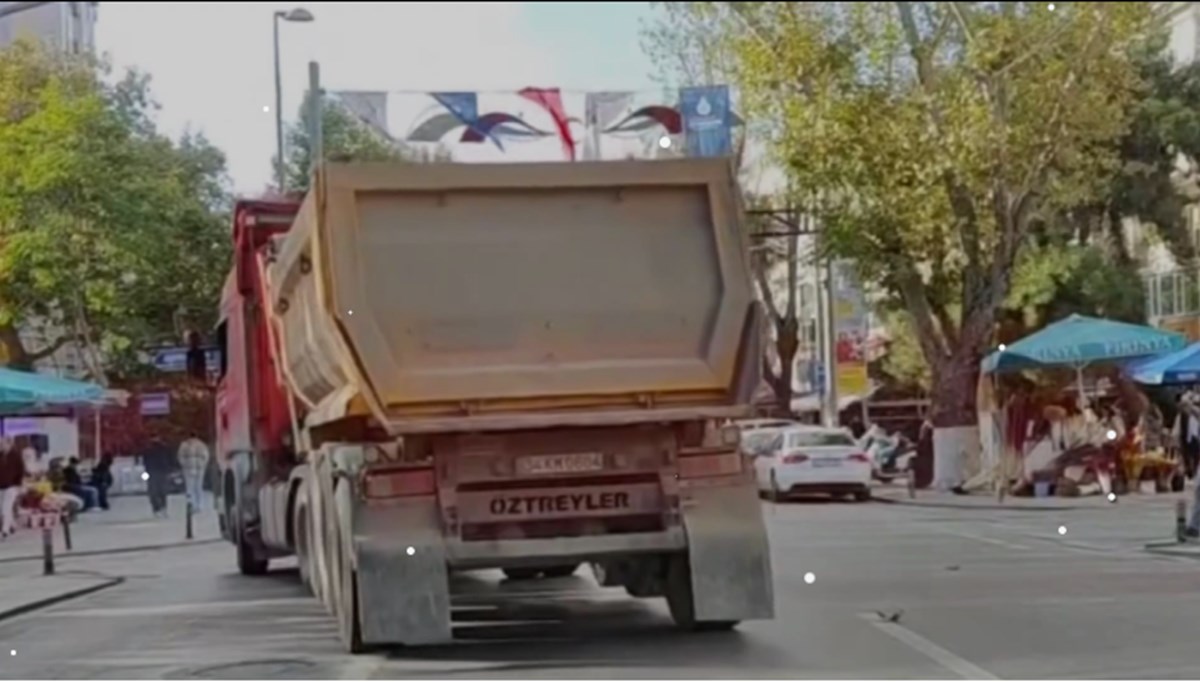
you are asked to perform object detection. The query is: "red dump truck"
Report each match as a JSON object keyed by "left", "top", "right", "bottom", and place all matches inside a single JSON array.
[{"left": 213, "top": 159, "right": 774, "bottom": 652}]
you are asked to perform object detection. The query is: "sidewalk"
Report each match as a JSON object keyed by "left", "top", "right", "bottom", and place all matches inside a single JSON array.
[
  {"left": 0, "top": 493, "right": 221, "bottom": 564},
  {"left": 870, "top": 482, "right": 1183, "bottom": 512}
]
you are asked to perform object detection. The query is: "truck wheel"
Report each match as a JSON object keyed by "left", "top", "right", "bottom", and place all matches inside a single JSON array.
[
  {"left": 502, "top": 567, "right": 541, "bottom": 581},
  {"left": 542, "top": 564, "right": 580, "bottom": 578},
  {"left": 665, "top": 553, "right": 738, "bottom": 633},
  {"left": 336, "top": 520, "right": 365, "bottom": 654},
  {"left": 235, "top": 495, "right": 269, "bottom": 576},
  {"left": 295, "top": 503, "right": 312, "bottom": 592}
]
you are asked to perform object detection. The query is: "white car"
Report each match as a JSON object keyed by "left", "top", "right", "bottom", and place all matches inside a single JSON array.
[
  {"left": 752, "top": 425, "right": 872, "bottom": 502},
  {"left": 737, "top": 419, "right": 799, "bottom": 458}
]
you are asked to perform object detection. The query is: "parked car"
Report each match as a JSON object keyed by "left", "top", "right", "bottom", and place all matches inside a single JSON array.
[{"left": 751, "top": 425, "right": 872, "bottom": 502}]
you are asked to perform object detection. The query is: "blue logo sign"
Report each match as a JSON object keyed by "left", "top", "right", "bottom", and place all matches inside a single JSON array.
[{"left": 679, "top": 85, "right": 732, "bottom": 158}]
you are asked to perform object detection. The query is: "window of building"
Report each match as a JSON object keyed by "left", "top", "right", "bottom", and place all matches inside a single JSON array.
[{"left": 1161, "top": 273, "right": 1178, "bottom": 317}]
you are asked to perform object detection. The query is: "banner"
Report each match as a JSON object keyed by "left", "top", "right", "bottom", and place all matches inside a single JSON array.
[
  {"left": 430, "top": 92, "right": 503, "bottom": 150},
  {"left": 833, "top": 261, "right": 870, "bottom": 398},
  {"left": 679, "top": 85, "right": 732, "bottom": 157}
]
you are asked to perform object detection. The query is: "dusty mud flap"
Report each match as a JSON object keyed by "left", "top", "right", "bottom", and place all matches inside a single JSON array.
[
  {"left": 680, "top": 479, "right": 774, "bottom": 622},
  {"left": 354, "top": 498, "right": 453, "bottom": 646}
]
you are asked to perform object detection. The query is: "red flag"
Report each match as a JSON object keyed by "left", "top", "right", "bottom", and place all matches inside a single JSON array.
[{"left": 518, "top": 87, "right": 576, "bottom": 161}]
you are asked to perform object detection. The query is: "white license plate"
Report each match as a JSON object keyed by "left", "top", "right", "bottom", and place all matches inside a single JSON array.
[
  {"left": 813, "top": 458, "right": 842, "bottom": 468},
  {"left": 516, "top": 452, "right": 605, "bottom": 476}
]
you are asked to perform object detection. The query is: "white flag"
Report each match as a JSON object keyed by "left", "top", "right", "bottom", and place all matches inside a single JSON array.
[
  {"left": 585, "top": 91, "right": 633, "bottom": 130},
  {"left": 333, "top": 91, "right": 389, "bottom": 139}
]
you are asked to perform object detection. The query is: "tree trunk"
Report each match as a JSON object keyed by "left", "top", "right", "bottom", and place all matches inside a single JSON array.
[
  {"left": 928, "top": 348, "right": 982, "bottom": 491},
  {"left": 0, "top": 323, "right": 32, "bottom": 370},
  {"left": 774, "top": 316, "right": 799, "bottom": 416}
]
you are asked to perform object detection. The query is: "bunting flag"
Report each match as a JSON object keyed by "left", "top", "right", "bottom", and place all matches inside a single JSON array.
[
  {"left": 332, "top": 91, "right": 390, "bottom": 141},
  {"left": 430, "top": 92, "right": 504, "bottom": 150},
  {"left": 518, "top": 87, "right": 576, "bottom": 161},
  {"left": 583, "top": 91, "right": 633, "bottom": 160}
]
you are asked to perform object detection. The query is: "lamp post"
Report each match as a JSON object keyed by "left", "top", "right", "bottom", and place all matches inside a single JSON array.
[{"left": 273, "top": 7, "right": 314, "bottom": 192}]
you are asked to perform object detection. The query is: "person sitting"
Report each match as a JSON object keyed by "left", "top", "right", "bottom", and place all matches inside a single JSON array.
[{"left": 62, "top": 457, "right": 99, "bottom": 511}]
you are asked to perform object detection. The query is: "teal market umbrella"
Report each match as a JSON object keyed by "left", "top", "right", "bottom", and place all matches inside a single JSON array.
[
  {"left": 0, "top": 367, "right": 105, "bottom": 407},
  {"left": 980, "top": 314, "right": 1186, "bottom": 403}
]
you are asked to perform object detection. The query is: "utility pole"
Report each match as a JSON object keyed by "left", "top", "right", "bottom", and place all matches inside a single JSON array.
[{"left": 820, "top": 247, "right": 838, "bottom": 427}]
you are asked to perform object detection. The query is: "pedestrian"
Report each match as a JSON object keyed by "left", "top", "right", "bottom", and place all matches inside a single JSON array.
[
  {"left": 1176, "top": 392, "right": 1200, "bottom": 480},
  {"left": 91, "top": 452, "right": 114, "bottom": 511},
  {"left": 0, "top": 436, "right": 24, "bottom": 539},
  {"left": 62, "top": 457, "right": 99, "bottom": 511},
  {"left": 142, "top": 436, "right": 172, "bottom": 517},
  {"left": 177, "top": 431, "right": 210, "bottom": 513}
]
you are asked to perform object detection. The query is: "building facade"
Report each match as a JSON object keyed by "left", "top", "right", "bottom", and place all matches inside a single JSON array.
[{"left": 0, "top": 1, "right": 96, "bottom": 55}]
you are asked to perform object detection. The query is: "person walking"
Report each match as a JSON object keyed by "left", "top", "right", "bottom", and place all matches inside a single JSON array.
[
  {"left": 177, "top": 432, "right": 210, "bottom": 513},
  {"left": 0, "top": 436, "right": 25, "bottom": 539},
  {"left": 142, "top": 436, "right": 172, "bottom": 517}
]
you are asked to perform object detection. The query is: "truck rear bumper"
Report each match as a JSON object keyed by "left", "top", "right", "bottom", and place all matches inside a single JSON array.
[{"left": 445, "top": 528, "right": 687, "bottom": 570}]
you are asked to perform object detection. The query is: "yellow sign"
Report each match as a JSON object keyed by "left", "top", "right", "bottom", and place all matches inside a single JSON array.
[{"left": 837, "top": 363, "right": 869, "bottom": 398}]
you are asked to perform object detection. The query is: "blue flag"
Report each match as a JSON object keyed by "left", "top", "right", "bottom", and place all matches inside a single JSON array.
[{"left": 679, "top": 85, "right": 732, "bottom": 158}]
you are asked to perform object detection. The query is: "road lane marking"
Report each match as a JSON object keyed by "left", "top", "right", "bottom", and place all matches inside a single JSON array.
[
  {"left": 43, "top": 597, "right": 316, "bottom": 617},
  {"left": 932, "top": 527, "right": 1031, "bottom": 551},
  {"left": 858, "top": 613, "right": 997, "bottom": 680}
]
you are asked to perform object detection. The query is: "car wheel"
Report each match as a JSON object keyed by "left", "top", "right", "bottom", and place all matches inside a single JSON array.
[
  {"left": 853, "top": 489, "right": 871, "bottom": 502},
  {"left": 503, "top": 567, "right": 541, "bottom": 581}
]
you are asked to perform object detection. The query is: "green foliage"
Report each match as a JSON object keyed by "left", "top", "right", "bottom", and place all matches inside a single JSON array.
[
  {"left": 282, "top": 91, "right": 451, "bottom": 193},
  {"left": 648, "top": 2, "right": 1157, "bottom": 423},
  {"left": 0, "top": 41, "right": 232, "bottom": 379}
]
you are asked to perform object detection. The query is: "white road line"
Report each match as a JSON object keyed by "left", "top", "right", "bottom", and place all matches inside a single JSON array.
[
  {"left": 43, "top": 597, "right": 316, "bottom": 618},
  {"left": 932, "top": 527, "right": 1031, "bottom": 551},
  {"left": 337, "top": 653, "right": 385, "bottom": 680},
  {"left": 858, "top": 613, "right": 998, "bottom": 680}
]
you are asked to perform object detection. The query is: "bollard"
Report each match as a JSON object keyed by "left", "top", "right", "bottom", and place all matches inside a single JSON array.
[
  {"left": 1176, "top": 499, "right": 1188, "bottom": 543},
  {"left": 42, "top": 526, "right": 54, "bottom": 576},
  {"left": 186, "top": 500, "right": 193, "bottom": 541},
  {"left": 906, "top": 468, "right": 916, "bottom": 499},
  {"left": 61, "top": 514, "right": 71, "bottom": 551}
]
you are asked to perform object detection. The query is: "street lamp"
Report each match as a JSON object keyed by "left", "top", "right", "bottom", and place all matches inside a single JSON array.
[{"left": 274, "top": 7, "right": 315, "bottom": 192}]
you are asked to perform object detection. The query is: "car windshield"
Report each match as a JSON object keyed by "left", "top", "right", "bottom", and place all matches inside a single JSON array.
[{"left": 786, "top": 431, "right": 855, "bottom": 448}]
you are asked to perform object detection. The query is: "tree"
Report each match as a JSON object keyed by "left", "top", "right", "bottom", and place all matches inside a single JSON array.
[
  {"left": 0, "top": 41, "right": 232, "bottom": 381},
  {"left": 648, "top": 2, "right": 1158, "bottom": 482},
  {"left": 281, "top": 91, "right": 451, "bottom": 193}
]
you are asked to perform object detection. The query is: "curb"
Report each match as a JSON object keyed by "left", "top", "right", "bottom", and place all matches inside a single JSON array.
[
  {"left": 870, "top": 494, "right": 1086, "bottom": 512},
  {"left": 0, "top": 576, "right": 124, "bottom": 622},
  {"left": 1144, "top": 541, "right": 1200, "bottom": 559},
  {"left": 0, "top": 537, "right": 222, "bottom": 565}
]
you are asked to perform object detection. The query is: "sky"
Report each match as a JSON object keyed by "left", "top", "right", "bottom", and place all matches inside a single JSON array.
[{"left": 95, "top": 2, "right": 662, "bottom": 194}]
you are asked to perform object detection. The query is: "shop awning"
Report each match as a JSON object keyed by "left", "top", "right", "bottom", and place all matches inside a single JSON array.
[
  {"left": 0, "top": 367, "right": 105, "bottom": 407},
  {"left": 981, "top": 314, "right": 1185, "bottom": 374},
  {"left": 1126, "top": 341, "right": 1200, "bottom": 385}
]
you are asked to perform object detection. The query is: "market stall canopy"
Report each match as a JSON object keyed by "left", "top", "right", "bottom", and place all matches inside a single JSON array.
[
  {"left": 1126, "top": 341, "right": 1200, "bottom": 385},
  {"left": 0, "top": 367, "right": 105, "bottom": 406},
  {"left": 980, "top": 314, "right": 1185, "bottom": 374}
]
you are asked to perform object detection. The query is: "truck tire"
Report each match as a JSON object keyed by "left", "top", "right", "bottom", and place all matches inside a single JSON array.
[
  {"left": 295, "top": 502, "right": 313, "bottom": 592},
  {"left": 502, "top": 567, "right": 541, "bottom": 581},
  {"left": 234, "top": 493, "right": 269, "bottom": 576},
  {"left": 542, "top": 563, "right": 580, "bottom": 578},
  {"left": 664, "top": 553, "right": 738, "bottom": 632},
  {"left": 336, "top": 519, "right": 365, "bottom": 654}
]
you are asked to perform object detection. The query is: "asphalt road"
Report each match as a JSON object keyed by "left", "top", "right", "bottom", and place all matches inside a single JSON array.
[{"left": 2, "top": 497, "right": 1199, "bottom": 680}]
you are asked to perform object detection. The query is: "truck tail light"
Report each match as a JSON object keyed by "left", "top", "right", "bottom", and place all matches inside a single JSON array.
[
  {"left": 363, "top": 467, "right": 435, "bottom": 499},
  {"left": 678, "top": 452, "right": 743, "bottom": 478},
  {"left": 782, "top": 453, "right": 809, "bottom": 464}
]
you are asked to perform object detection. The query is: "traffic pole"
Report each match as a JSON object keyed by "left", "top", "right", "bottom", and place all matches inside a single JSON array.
[
  {"left": 186, "top": 499, "right": 194, "bottom": 541},
  {"left": 61, "top": 513, "right": 72, "bottom": 551},
  {"left": 1176, "top": 499, "right": 1188, "bottom": 543},
  {"left": 42, "top": 526, "right": 54, "bottom": 576}
]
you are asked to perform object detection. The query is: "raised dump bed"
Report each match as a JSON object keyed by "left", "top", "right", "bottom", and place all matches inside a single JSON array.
[{"left": 267, "top": 159, "right": 758, "bottom": 429}]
